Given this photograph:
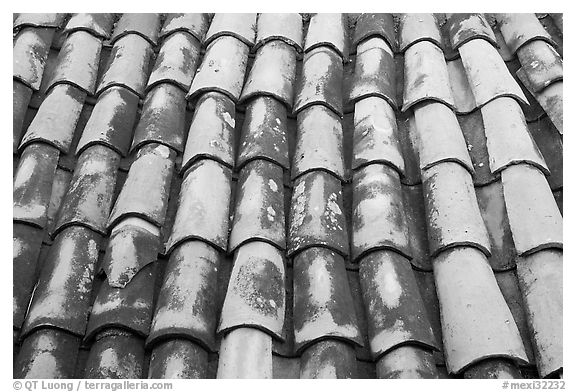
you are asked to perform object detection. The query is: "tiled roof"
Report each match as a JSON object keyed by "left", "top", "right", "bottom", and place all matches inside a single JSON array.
[{"left": 13, "top": 13, "right": 563, "bottom": 379}]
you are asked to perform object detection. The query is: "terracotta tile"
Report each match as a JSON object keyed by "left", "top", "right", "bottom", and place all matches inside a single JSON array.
[
  {"left": 166, "top": 160, "right": 232, "bottom": 254},
  {"left": 13, "top": 81, "right": 33, "bottom": 152},
  {"left": 13, "top": 27, "right": 54, "bottom": 91},
  {"left": 300, "top": 340, "right": 357, "bottom": 378},
  {"left": 132, "top": 84, "right": 187, "bottom": 154},
  {"left": 13, "top": 143, "right": 59, "bottom": 229},
  {"left": 110, "top": 13, "right": 161, "bottom": 46},
  {"left": 64, "top": 13, "right": 116, "bottom": 40},
  {"left": 481, "top": 97, "right": 549, "bottom": 175},
  {"left": 240, "top": 40, "right": 297, "bottom": 109},
  {"left": 402, "top": 41, "right": 455, "bottom": 112},
  {"left": 97, "top": 34, "right": 154, "bottom": 98},
  {"left": 294, "top": 46, "right": 344, "bottom": 117},
  {"left": 187, "top": 36, "right": 250, "bottom": 103},
  {"left": 46, "top": 31, "right": 102, "bottom": 95},
  {"left": 399, "top": 14, "right": 442, "bottom": 53},
  {"left": 288, "top": 171, "right": 349, "bottom": 257},
  {"left": 445, "top": 13, "right": 496, "bottom": 50},
  {"left": 352, "top": 97, "right": 405, "bottom": 175},
  {"left": 205, "top": 13, "right": 257, "bottom": 48},
  {"left": 20, "top": 85, "right": 86, "bottom": 154},
  {"left": 496, "top": 13, "right": 555, "bottom": 54},
  {"left": 501, "top": 164, "right": 562, "bottom": 255},
  {"left": 292, "top": 105, "right": 345, "bottom": 180},
  {"left": 21, "top": 226, "right": 102, "bottom": 338},
  {"left": 84, "top": 330, "right": 145, "bottom": 378},
  {"left": 433, "top": 247, "right": 528, "bottom": 374},
  {"left": 78, "top": 86, "right": 140, "bottom": 157},
  {"left": 517, "top": 40, "right": 562, "bottom": 94},
  {"left": 422, "top": 162, "right": 491, "bottom": 258},
  {"left": 218, "top": 242, "right": 285, "bottom": 339},
  {"left": 160, "top": 13, "right": 211, "bottom": 43},
  {"left": 255, "top": 13, "right": 303, "bottom": 53},
  {"left": 293, "top": 247, "right": 361, "bottom": 352},
  {"left": 229, "top": 161, "right": 286, "bottom": 251},
  {"left": 352, "top": 165, "right": 410, "bottom": 260},
  {"left": 107, "top": 144, "right": 176, "bottom": 229},
  {"left": 13, "top": 13, "right": 67, "bottom": 30},
  {"left": 217, "top": 328, "right": 273, "bottom": 378},
  {"left": 181, "top": 92, "right": 236, "bottom": 171},
  {"left": 413, "top": 101, "right": 474, "bottom": 174},
  {"left": 14, "top": 329, "right": 80, "bottom": 378},
  {"left": 516, "top": 249, "right": 562, "bottom": 377},
  {"left": 148, "top": 339, "right": 209, "bottom": 378},
  {"left": 237, "top": 97, "right": 289, "bottom": 170},
  {"left": 148, "top": 241, "right": 220, "bottom": 352},
  {"left": 352, "top": 13, "right": 396, "bottom": 53},
  {"left": 304, "top": 13, "right": 348, "bottom": 59},
  {"left": 147, "top": 32, "right": 202, "bottom": 93},
  {"left": 349, "top": 37, "right": 396, "bottom": 109},
  {"left": 375, "top": 345, "right": 438, "bottom": 378},
  {"left": 359, "top": 251, "right": 438, "bottom": 359},
  {"left": 53, "top": 145, "right": 121, "bottom": 236}
]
